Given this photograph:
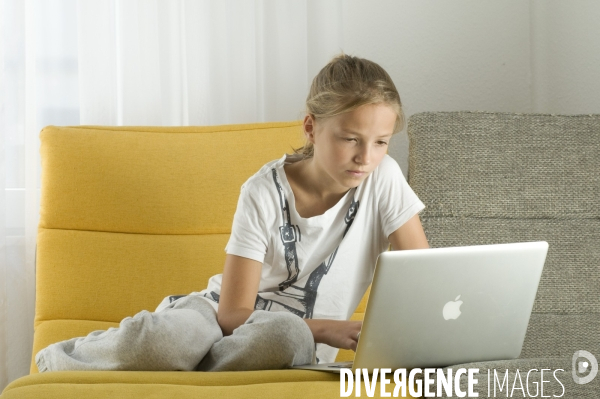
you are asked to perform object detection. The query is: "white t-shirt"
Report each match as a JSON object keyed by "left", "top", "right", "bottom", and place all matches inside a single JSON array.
[{"left": 156, "top": 153, "right": 425, "bottom": 363}]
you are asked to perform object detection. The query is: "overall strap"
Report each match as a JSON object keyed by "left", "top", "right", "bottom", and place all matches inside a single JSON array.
[{"left": 271, "top": 168, "right": 301, "bottom": 290}]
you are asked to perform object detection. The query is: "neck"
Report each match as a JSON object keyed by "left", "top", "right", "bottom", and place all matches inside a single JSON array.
[{"left": 299, "top": 156, "right": 350, "bottom": 201}]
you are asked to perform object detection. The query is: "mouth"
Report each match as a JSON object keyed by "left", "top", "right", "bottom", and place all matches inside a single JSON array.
[{"left": 346, "top": 170, "right": 366, "bottom": 177}]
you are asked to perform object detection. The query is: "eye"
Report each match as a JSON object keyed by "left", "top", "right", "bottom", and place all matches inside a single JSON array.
[
  {"left": 344, "top": 138, "right": 357, "bottom": 142},
  {"left": 377, "top": 141, "right": 388, "bottom": 146}
]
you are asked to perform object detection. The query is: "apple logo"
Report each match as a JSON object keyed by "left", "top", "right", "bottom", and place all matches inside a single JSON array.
[{"left": 443, "top": 295, "right": 463, "bottom": 320}]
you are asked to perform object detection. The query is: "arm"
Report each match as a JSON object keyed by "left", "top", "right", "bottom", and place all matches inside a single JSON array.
[
  {"left": 388, "top": 213, "right": 430, "bottom": 251},
  {"left": 217, "top": 254, "right": 361, "bottom": 350},
  {"left": 217, "top": 254, "right": 262, "bottom": 336},
  {"left": 304, "top": 319, "right": 362, "bottom": 351}
]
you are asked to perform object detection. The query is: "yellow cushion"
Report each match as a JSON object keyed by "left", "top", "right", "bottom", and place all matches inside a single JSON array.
[
  {"left": 3, "top": 371, "right": 342, "bottom": 399},
  {"left": 35, "top": 229, "right": 231, "bottom": 327},
  {"left": 40, "top": 122, "right": 310, "bottom": 234},
  {"left": 6, "top": 367, "right": 415, "bottom": 399},
  {"left": 2, "top": 374, "right": 414, "bottom": 399}
]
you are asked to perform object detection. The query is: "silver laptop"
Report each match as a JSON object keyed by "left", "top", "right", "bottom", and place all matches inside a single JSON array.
[{"left": 294, "top": 241, "right": 548, "bottom": 373}]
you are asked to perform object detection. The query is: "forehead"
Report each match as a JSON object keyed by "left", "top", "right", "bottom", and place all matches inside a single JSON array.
[{"left": 331, "top": 104, "right": 396, "bottom": 136}]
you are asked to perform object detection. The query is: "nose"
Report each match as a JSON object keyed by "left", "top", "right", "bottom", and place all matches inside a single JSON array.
[{"left": 354, "top": 143, "right": 372, "bottom": 166}]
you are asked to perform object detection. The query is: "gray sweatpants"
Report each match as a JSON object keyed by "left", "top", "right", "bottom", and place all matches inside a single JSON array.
[{"left": 35, "top": 295, "right": 315, "bottom": 372}]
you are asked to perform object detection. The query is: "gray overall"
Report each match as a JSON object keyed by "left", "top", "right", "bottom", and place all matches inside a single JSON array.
[{"left": 35, "top": 294, "right": 314, "bottom": 372}]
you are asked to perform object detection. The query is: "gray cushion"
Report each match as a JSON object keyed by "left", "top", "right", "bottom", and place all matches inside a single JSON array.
[
  {"left": 406, "top": 111, "right": 600, "bottom": 396},
  {"left": 429, "top": 358, "right": 599, "bottom": 398},
  {"left": 522, "top": 314, "right": 599, "bottom": 358},
  {"left": 407, "top": 111, "right": 600, "bottom": 219}
]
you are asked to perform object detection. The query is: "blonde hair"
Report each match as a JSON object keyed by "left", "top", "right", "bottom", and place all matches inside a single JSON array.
[{"left": 294, "top": 53, "right": 405, "bottom": 158}]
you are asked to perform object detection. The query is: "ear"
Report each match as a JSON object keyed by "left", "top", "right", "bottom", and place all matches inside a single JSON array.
[{"left": 303, "top": 114, "right": 317, "bottom": 144}]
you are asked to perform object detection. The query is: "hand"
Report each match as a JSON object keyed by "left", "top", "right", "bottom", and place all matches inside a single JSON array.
[
  {"left": 304, "top": 319, "right": 363, "bottom": 351},
  {"left": 324, "top": 320, "right": 362, "bottom": 351}
]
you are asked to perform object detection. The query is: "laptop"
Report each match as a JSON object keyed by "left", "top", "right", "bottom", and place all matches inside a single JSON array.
[{"left": 293, "top": 241, "right": 548, "bottom": 373}]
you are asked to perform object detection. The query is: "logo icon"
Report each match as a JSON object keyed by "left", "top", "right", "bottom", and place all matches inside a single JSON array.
[
  {"left": 443, "top": 295, "right": 463, "bottom": 320},
  {"left": 572, "top": 350, "right": 598, "bottom": 384}
]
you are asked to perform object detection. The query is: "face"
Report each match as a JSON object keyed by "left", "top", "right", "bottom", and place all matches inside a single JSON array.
[{"left": 303, "top": 103, "right": 396, "bottom": 192}]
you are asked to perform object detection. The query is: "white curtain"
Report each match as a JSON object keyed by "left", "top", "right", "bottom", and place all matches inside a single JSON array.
[
  {"left": 77, "top": 0, "right": 343, "bottom": 126},
  {"left": 0, "top": 0, "right": 343, "bottom": 391}
]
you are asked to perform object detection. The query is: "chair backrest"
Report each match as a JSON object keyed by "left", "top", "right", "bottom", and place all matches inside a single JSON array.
[
  {"left": 36, "top": 122, "right": 309, "bottom": 327},
  {"left": 407, "top": 111, "right": 600, "bottom": 356}
]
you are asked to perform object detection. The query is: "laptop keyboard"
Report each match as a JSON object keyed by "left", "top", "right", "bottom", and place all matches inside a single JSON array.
[{"left": 328, "top": 362, "right": 353, "bottom": 368}]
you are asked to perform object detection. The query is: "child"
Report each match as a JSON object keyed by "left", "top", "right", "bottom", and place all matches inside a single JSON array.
[{"left": 35, "top": 53, "right": 429, "bottom": 373}]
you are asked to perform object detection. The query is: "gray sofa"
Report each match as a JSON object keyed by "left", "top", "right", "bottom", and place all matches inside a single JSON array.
[{"left": 406, "top": 111, "right": 599, "bottom": 398}]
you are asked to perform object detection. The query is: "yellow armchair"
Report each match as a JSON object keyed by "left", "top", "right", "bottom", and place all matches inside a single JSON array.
[{"left": 0, "top": 121, "right": 381, "bottom": 399}]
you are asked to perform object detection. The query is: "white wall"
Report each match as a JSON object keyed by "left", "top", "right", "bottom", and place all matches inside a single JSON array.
[
  {"left": 332, "top": 0, "right": 600, "bottom": 174},
  {"left": 342, "top": 1, "right": 532, "bottom": 116},
  {"left": 531, "top": 1, "right": 600, "bottom": 114}
]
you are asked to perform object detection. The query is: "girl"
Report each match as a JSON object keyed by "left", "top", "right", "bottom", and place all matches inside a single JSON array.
[{"left": 35, "top": 53, "right": 429, "bottom": 373}]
